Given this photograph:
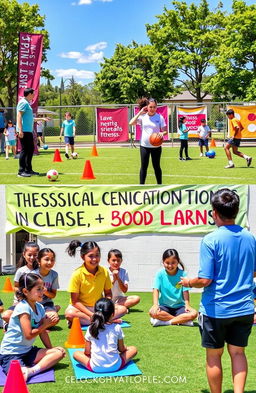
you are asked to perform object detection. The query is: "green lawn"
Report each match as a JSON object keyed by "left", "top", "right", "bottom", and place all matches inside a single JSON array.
[
  {"left": 0, "top": 276, "right": 256, "bottom": 393},
  {"left": 0, "top": 146, "right": 255, "bottom": 184}
]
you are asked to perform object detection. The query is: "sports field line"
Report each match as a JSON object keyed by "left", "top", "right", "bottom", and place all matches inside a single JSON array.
[{"left": 0, "top": 172, "right": 248, "bottom": 181}]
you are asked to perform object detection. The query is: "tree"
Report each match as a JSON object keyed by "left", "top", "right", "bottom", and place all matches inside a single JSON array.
[
  {"left": 95, "top": 42, "right": 177, "bottom": 103},
  {"left": 147, "top": 0, "right": 225, "bottom": 102},
  {"left": 207, "top": 0, "right": 256, "bottom": 101},
  {"left": 66, "top": 76, "right": 82, "bottom": 106},
  {"left": 76, "top": 108, "right": 94, "bottom": 135},
  {"left": 0, "top": 0, "right": 50, "bottom": 107}
]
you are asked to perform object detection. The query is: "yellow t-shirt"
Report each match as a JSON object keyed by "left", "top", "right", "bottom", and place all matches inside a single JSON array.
[
  {"left": 68, "top": 264, "right": 112, "bottom": 307},
  {"left": 230, "top": 118, "right": 243, "bottom": 139}
]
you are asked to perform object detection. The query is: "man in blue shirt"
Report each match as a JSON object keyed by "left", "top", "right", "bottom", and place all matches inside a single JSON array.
[
  {"left": 16, "top": 88, "right": 48, "bottom": 177},
  {"left": 180, "top": 188, "right": 256, "bottom": 393}
]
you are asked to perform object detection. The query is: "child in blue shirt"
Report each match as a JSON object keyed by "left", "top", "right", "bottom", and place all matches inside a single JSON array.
[
  {"left": 0, "top": 273, "right": 65, "bottom": 381},
  {"left": 60, "top": 112, "right": 76, "bottom": 159},
  {"left": 149, "top": 249, "right": 197, "bottom": 327},
  {"left": 178, "top": 116, "right": 191, "bottom": 161}
]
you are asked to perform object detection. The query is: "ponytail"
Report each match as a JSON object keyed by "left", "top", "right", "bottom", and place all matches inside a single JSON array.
[{"left": 89, "top": 298, "right": 115, "bottom": 339}]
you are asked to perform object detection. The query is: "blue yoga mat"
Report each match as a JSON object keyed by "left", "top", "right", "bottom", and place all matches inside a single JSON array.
[
  {"left": 81, "top": 321, "right": 131, "bottom": 331},
  {"left": 68, "top": 348, "right": 142, "bottom": 379},
  {"left": 0, "top": 366, "right": 55, "bottom": 385}
]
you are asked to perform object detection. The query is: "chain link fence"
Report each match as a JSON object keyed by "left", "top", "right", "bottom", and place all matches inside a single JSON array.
[{"left": 1, "top": 102, "right": 255, "bottom": 146}]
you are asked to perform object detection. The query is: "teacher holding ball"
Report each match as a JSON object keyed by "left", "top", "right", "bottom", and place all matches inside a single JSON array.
[{"left": 129, "top": 98, "right": 167, "bottom": 184}]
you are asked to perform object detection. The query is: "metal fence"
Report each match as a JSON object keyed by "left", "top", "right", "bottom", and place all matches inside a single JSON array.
[{"left": 1, "top": 102, "right": 255, "bottom": 146}]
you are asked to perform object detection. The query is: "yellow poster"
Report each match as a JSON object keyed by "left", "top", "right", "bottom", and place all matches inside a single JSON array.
[{"left": 227, "top": 105, "right": 256, "bottom": 138}]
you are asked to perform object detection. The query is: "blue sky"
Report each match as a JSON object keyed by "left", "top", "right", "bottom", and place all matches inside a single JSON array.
[{"left": 21, "top": 0, "right": 255, "bottom": 87}]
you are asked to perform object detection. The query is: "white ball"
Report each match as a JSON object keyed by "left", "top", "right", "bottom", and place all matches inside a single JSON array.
[
  {"left": 47, "top": 169, "right": 58, "bottom": 181},
  {"left": 72, "top": 152, "right": 78, "bottom": 159}
]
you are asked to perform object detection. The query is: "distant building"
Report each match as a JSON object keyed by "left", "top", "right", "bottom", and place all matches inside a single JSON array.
[{"left": 165, "top": 90, "right": 213, "bottom": 104}]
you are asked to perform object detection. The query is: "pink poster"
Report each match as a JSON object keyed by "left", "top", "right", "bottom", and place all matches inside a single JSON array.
[
  {"left": 134, "top": 106, "right": 169, "bottom": 141},
  {"left": 96, "top": 107, "right": 129, "bottom": 143},
  {"left": 177, "top": 106, "right": 207, "bottom": 137},
  {"left": 17, "top": 32, "right": 43, "bottom": 113}
]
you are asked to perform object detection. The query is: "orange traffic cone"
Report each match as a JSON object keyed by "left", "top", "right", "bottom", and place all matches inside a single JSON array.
[
  {"left": 65, "top": 317, "right": 86, "bottom": 348},
  {"left": 2, "top": 277, "right": 14, "bottom": 293},
  {"left": 210, "top": 138, "right": 216, "bottom": 148},
  {"left": 3, "top": 360, "right": 30, "bottom": 393},
  {"left": 53, "top": 149, "right": 62, "bottom": 162},
  {"left": 91, "top": 144, "right": 98, "bottom": 157},
  {"left": 81, "top": 160, "right": 96, "bottom": 180}
]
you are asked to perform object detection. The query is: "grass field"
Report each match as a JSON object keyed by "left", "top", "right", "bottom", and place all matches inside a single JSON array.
[
  {"left": 0, "top": 145, "right": 255, "bottom": 184},
  {"left": 0, "top": 276, "right": 256, "bottom": 393}
]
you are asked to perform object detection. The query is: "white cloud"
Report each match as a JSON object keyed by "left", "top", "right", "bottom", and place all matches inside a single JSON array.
[
  {"left": 85, "top": 41, "right": 107, "bottom": 52},
  {"left": 55, "top": 69, "right": 95, "bottom": 79},
  {"left": 78, "top": 0, "right": 92, "bottom": 4},
  {"left": 72, "top": 0, "right": 113, "bottom": 5},
  {"left": 59, "top": 42, "right": 107, "bottom": 64},
  {"left": 60, "top": 51, "right": 83, "bottom": 59},
  {"left": 77, "top": 51, "right": 104, "bottom": 63}
]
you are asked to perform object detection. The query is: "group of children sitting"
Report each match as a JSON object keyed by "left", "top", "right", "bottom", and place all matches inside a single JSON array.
[{"left": 0, "top": 239, "right": 228, "bottom": 379}]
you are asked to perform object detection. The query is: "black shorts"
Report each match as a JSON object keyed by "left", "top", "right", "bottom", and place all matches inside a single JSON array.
[
  {"left": 0, "top": 346, "right": 41, "bottom": 375},
  {"left": 199, "top": 313, "right": 254, "bottom": 349},
  {"left": 159, "top": 305, "right": 186, "bottom": 317},
  {"left": 227, "top": 138, "right": 241, "bottom": 147},
  {"left": 198, "top": 139, "right": 209, "bottom": 147}
]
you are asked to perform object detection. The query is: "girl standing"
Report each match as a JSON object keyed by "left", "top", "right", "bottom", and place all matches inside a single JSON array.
[
  {"left": 65, "top": 241, "right": 127, "bottom": 326},
  {"left": 129, "top": 98, "right": 167, "bottom": 184},
  {"left": 178, "top": 116, "right": 191, "bottom": 161},
  {"left": 4, "top": 120, "right": 17, "bottom": 159},
  {"left": 32, "top": 248, "right": 60, "bottom": 318},
  {"left": 73, "top": 298, "right": 137, "bottom": 373},
  {"left": 149, "top": 249, "right": 197, "bottom": 326},
  {"left": 0, "top": 273, "right": 65, "bottom": 381},
  {"left": 107, "top": 249, "right": 140, "bottom": 310}
]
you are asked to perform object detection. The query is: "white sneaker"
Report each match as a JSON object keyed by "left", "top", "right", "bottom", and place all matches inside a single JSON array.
[
  {"left": 225, "top": 164, "right": 235, "bottom": 169},
  {"left": 150, "top": 318, "right": 172, "bottom": 327},
  {"left": 180, "top": 320, "right": 194, "bottom": 327},
  {"left": 200, "top": 153, "right": 203, "bottom": 157}
]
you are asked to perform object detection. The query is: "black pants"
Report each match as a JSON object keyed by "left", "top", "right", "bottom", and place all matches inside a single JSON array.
[
  {"left": 140, "top": 146, "right": 162, "bottom": 184},
  {"left": 18, "top": 132, "right": 34, "bottom": 174},
  {"left": 179, "top": 139, "right": 188, "bottom": 159}
]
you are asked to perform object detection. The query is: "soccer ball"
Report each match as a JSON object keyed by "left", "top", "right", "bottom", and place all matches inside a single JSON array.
[
  {"left": 43, "top": 144, "right": 48, "bottom": 150},
  {"left": 46, "top": 169, "right": 58, "bottom": 181},
  {"left": 72, "top": 152, "right": 78, "bottom": 159},
  {"left": 206, "top": 150, "right": 216, "bottom": 159}
]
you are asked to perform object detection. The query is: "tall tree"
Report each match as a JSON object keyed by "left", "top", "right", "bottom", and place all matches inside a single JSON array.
[
  {"left": 95, "top": 42, "right": 177, "bottom": 103},
  {"left": 147, "top": 0, "right": 225, "bottom": 102},
  {"left": 207, "top": 0, "right": 256, "bottom": 101},
  {"left": 0, "top": 0, "right": 50, "bottom": 107}
]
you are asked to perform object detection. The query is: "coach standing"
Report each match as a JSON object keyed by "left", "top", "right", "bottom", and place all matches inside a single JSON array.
[
  {"left": 180, "top": 188, "right": 256, "bottom": 393},
  {"left": 17, "top": 88, "right": 48, "bottom": 177}
]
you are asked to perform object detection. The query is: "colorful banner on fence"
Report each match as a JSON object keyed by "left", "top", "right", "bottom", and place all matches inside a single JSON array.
[
  {"left": 177, "top": 106, "right": 207, "bottom": 137},
  {"left": 17, "top": 33, "right": 43, "bottom": 113},
  {"left": 227, "top": 105, "right": 256, "bottom": 139},
  {"left": 134, "top": 106, "right": 169, "bottom": 141},
  {"left": 96, "top": 107, "right": 129, "bottom": 143},
  {"left": 5, "top": 185, "right": 248, "bottom": 237}
]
